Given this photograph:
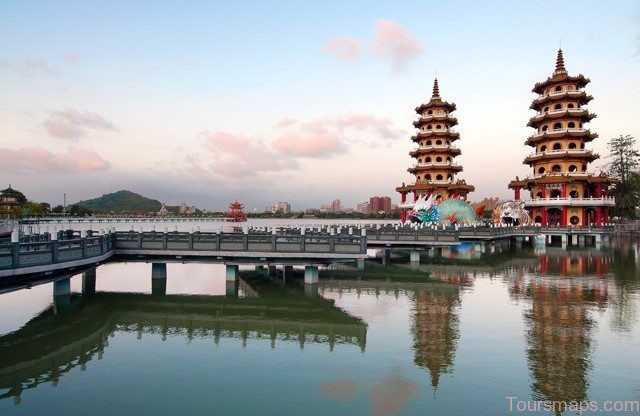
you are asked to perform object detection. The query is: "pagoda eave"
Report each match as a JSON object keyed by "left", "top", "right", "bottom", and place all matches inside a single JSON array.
[
  {"left": 411, "top": 131, "right": 460, "bottom": 142},
  {"left": 396, "top": 182, "right": 475, "bottom": 193},
  {"left": 530, "top": 93, "right": 593, "bottom": 110},
  {"left": 527, "top": 111, "right": 596, "bottom": 128},
  {"left": 407, "top": 165, "right": 463, "bottom": 174},
  {"left": 525, "top": 131, "right": 598, "bottom": 146},
  {"left": 415, "top": 100, "right": 456, "bottom": 113},
  {"left": 523, "top": 152, "right": 600, "bottom": 165},
  {"left": 413, "top": 116, "right": 458, "bottom": 128},
  {"left": 409, "top": 147, "right": 461, "bottom": 157},
  {"left": 532, "top": 74, "right": 590, "bottom": 94},
  {"left": 508, "top": 174, "right": 618, "bottom": 189}
]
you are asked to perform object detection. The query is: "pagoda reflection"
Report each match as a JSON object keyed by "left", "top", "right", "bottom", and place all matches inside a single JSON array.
[{"left": 411, "top": 283, "right": 460, "bottom": 390}]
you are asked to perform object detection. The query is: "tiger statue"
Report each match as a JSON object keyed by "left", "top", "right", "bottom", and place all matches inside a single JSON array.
[{"left": 492, "top": 200, "right": 532, "bottom": 226}]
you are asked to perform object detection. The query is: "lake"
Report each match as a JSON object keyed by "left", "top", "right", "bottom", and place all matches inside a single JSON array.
[{"left": 0, "top": 242, "right": 638, "bottom": 415}]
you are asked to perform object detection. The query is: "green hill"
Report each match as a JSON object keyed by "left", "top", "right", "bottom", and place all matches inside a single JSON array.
[{"left": 76, "top": 190, "right": 163, "bottom": 213}]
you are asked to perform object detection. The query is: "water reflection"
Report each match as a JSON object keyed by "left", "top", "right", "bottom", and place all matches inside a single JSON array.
[
  {"left": 0, "top": 278, "right": 366, "bottom": 404},
  {"left": 412, "top": 284, "right": 460, "bottom": 390}
]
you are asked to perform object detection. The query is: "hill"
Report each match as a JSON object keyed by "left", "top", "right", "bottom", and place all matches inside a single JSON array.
[{"left": 76, "top": 190, "right": 163, "bottom": 213}]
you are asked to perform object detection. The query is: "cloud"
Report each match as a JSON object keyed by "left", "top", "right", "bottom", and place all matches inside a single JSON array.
[
  {"left": 372, "top": 20, "right": 423, "bottom": 72},
  {"left": 322, "top": 36, "right": 362, "bottom": 61},
  {"left": 0, "top": 57, "right": 57, "bottom": 77},
  {"left": 43, "top": 109, "right": 117, "bottom": 140},
  {"left": 273, "top": 113, "right": 404, "bottom": 157},
  {"left": 191, "top": 131, "right": 298, "bottom": 178},
  {"left": 63, "top": 53, "right": 79, "bottom": 63},
  {"left": 370, "top": 373, "right": 420, "bottom": 416},
  {"left": 0, "top": 146, "right": 111, "bottom": 174},
  {"left": 319, "top": 378, "right": 358, "bottom": 403}
]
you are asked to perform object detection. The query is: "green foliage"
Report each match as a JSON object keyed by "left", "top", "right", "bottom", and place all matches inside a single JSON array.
[
  {"left": 76, "top": 190, "right": 163, "bottom": 213},
  {"left": 21, "top": 202, "right": 50, "bottom": 217},
  {"left": 68, "top": 204, "right": 93, "bottom": 216},
  {"left": 607, "top": 134, "right": 640, "bottom": 218},
  {"left": 51, "top": 205, "right": 65, "bottom": 214}
]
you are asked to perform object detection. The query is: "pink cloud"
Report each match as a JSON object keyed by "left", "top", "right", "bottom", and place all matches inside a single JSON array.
[
  {"left": 273, "top": 113, "right": 403, "bottom": 157},
  {"left": 372, "top": 20, "right": 423, "bottom": 72},
  {"left": 0, "top": 146, "right": 111, "bottom": 174},
  {"left": 322, "top": 36, "right": 362, "bottom": 61},
  {"left": 194, "top": 131, "right": 297, "bottom": 178},
  {"left": 43, "top": 109, "right": 117, "bottom": 140},
  {"left": 0, "top": 57, "right": 57, "bottom": 77}
]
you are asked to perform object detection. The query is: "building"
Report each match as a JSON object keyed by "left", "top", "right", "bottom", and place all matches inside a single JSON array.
[
  {"left": 508, "top": 50, "right": 616, "bottom": 226},
  {"left": 0, "top": 186, "right": 24, "bottom": 217},
  {"left": 226, "top": 199, "right": 247, "bottom": 222},
  {"left": 331, "top": 199, "right": 341, "bottom": 212},
  {"left": 356, "top": 202, "right": 371, "bottom": 214},
  {"left": 265, "top": 202, "right": 290, "bottom": 214},
  {"left": 396, "top": 79, "right": 475, "bottom": 222},
  {"left": 179, "top": 202, "right": 188, "bottom": 214},
  {"left": 369, "top": 196, "right": 392, "bottom": 213}
]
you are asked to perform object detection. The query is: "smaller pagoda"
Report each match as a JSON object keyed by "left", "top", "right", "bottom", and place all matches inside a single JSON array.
[
  {"left": 396, "top": 78, "right": 475, "bottom": 222},
  {"left": 226, "top": 199, "right": 247, "bottom": 222}
]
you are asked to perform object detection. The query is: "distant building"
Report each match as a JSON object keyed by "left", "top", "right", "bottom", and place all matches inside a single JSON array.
[
  {"left": 0, "top": 186, "right": 23, "bottom": 217},
  {"left": 157, "top": 204, "right": 169, "bottom": 216},
  {"left": 357, "top": 202, "right": 371, "bottom": 214},
  {"left": 266, "top": 202, "right": 291, "bottom": 214},
  {"left": 179, "top": 202, "right": 188, "bottom": 214},
  {"left": 369, "top": 196, "right": 392, "bottom": 213},
  {"left": 331, "top": 199, "right": 342, "bottom": 212}
]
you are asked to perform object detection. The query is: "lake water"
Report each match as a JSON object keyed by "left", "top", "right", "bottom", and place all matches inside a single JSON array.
[{"left": 0, "top": 242, "right": 639, "bottom": 415}]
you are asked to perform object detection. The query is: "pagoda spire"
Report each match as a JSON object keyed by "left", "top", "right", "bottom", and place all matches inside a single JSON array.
[
  {"left": 554, "top": 48, "right": 566, "bottom": 74},
  {"left": 431, "top": 78, "right": 440, "bottom": 99}
]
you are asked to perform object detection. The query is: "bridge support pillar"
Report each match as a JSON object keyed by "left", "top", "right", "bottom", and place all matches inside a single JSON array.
[
  {"left": 283, "top": 265, "right": 293, "bottom": 282},
  {"left": 268, "top": 265, "right": 277, "bottom": 279},
  {"left": 304, "top": 265, "right": 318, "bottom": 284},
  {"left": 578, "top": 235, "right": 585, "bottom": 247},
  {"left": 382, "top": 248, "right": 391, "bottom": 266},
  {"left": 561, "top": 234, "right": 567, "bottom": 249},
  {"left": 357, "top": 259, "right": 365, "bottom": 270},
  {"left": 226, "top": 264, "right": 239, "bottom": 282},
  {"left": 82, "top": 269, "right": 96, "bottom": 295},
  {"left": 53, "top": 278, "right": 70, "bottom": 296},
  {"left": 594, "top": 234, "right": 602, "bottom": 249},
  {"left": 226, "top": 279, "right": 238, "bottom": 297},
  {"left": 151, "top": 263, "right": 167, "bottom": 279},
  {"left": 409, "top": 251, "right": 420, "bottom": 264},
  {"left": 571, "top": 234, "right": 578, "bottom": 246}
]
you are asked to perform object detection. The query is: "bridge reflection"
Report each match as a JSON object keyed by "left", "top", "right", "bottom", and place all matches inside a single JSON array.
[{"left": 0, "top": 283, "right": 366, "bottom": 404}]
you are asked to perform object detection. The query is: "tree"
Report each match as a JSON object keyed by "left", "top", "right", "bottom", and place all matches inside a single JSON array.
[
  {"left": 51, "top": 205, "right": 65, "bottom": 214},
  {"left": 607, "top": 134, "right": 640, "bottom": 218}
]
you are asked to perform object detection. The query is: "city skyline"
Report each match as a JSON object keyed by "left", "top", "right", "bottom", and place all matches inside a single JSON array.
[{"left": 1, "top": 1, "right": 639, "bottom": 210}]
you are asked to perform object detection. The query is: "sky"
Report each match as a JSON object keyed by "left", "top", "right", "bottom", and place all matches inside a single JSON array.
[{"left": 1, "top": 1, "right": 639, "bottom": 211}]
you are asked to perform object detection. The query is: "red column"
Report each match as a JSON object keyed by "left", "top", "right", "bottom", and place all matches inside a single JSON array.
[
  {"left": 541, "top": 208, "right": 547, "bottom": 226},
  {"left": 595, "top": 183, "right": 602, "bottom": 198},
  {"left": 540, "top": 185, "right": 546, "bottom": 198},
  {"left": 561, "top": 183, "right": 567, "bottom": 198},
  {"left": 514, "top": 186, "right": 521, "bottom": 200},
  {"left": 595, "top": 207, "right": 602, "bottom": 226},
  {"left": 561, "top": 206, "right": 568, "bottom": 226},
  {"left": 603, "top": 207, "right": 609, "bottom": 224},
  {"left": 582, "top": 208, "right": 587, "bottom": 226},
  {"left": 401, "top": 193, "right": 406, "bottom": 203}
]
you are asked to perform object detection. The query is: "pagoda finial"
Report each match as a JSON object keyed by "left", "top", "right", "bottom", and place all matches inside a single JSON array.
[
  {"left": 554, "top": 48, "right": 566, "bottom": 74},
  {"left": 432, "top": 78, "right": 440, "bottom": 99}
]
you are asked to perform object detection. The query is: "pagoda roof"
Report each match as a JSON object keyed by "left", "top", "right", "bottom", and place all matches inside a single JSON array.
[
  {"left": 530, "top": 91, "right": 593, "bottom": 111},
  {"left": 527, "top": 108, "right": 595, "bottom": 128},
  {"left": 525, "top": 129, "right": 598, "bottom": 146},
  {"left": 408, "top": 164, "right": 463, "bottom": 174},
  {"left": 532, "top": 50, "right": 590, "bottom": 94},
  {"left": 523, "top": 150, "right": 599, "bottom": 166},
  {"left": 396, "top": 181, "right": 475, "bottom": 193},
  {"left": 508, "top": 173, "right": 618, "bottom": 189},
  {"left": 413, "top": 115, "right": 458, "bottom": 128},
  {"left": 409, "top": 147, "right": 461, "bottom": 157},
  {"left": 415, "top": 79, "right": 457, "bottom": 113},
  {"left": 411, "top": 130, "right": 460, "bottom": 142}
]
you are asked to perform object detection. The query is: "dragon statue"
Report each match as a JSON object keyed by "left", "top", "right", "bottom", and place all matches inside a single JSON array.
[{"left": 406, "top": 194, "right": 484, "bottom": 225}]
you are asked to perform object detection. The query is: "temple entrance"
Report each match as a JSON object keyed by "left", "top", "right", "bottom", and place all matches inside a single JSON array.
[
  {"left": 547, "top": 208, "right": 562, "bottom": 226},
  {"left": 550, "top": 189, "right": 562, "bottom": 198}
]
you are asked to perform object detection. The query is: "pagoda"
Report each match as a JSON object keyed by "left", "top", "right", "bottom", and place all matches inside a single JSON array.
[
  {"left": 396, "top": 79, "right": 475, "bottom": 222},
  {"left": 508, "top": 50, "right": 616, "bottom": 226},
  {"left": 226, "top": 199, "right": 247, "bottom": 222}
]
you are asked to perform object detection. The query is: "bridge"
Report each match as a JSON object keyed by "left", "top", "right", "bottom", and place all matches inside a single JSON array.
[{"left": 0, "top": 224, "right": 614, "bottom": 281}]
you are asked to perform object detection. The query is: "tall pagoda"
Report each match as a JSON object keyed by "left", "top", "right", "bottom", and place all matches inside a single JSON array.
[
  {"left": 396, "top": 79, "right": 475, "bottom": 222},
  {"left": 508, "top": 50, "right": 616, "bottom": 226}
]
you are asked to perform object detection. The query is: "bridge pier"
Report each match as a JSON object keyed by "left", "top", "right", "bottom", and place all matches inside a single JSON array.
[
  {"left": 578, "top": 235, "right": 585, "bottom": 247},
  {"left": 357, "top": 259, "right": 365, "bottom": 270},
  {"left": 561, "top": 234, "right": 567, "bottom": 249},
  {"left": 282, "top": 265, "right": 293, "bottom": 282},
  {"left": 151, "top": 263, "right": 167, "bottom": 296},
  {"left": 53, "top": 278, "right": 71, "bottom": 313},
  {"left": 594, "top": 234, "right": 602, "bottom": 249},
  {"left": 382, "top": 248, "right": 391, "bottom": 266},
  {"left": 268, "top": 265, "right": 277, "bottom": 279},
  {"left": 304, "top": 265, "right": 318, "bottom": 284},
  {"left": 305, "top": 283, "right": 318, "bottom": 297},
  {"left": 409, "top": 250, "right": 420, "bottom": 264},
  {"left": 82, "top": 269, "right": 96, "bottom": 295}
]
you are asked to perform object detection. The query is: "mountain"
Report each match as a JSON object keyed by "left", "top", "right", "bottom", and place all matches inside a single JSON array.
[{"left": 76, "top": 190, "right": 163, "bottom": 213}]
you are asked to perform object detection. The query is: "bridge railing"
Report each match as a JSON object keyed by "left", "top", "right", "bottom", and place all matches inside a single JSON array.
[
  {"left": 365, "top": 226, "right": 459, "bottom": 243},
  {"left": 0, "top": 234, "right": 114, "bottom": 271},
  {"left": 113, "top": 231, "right": 365, "bottom": 254}
]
